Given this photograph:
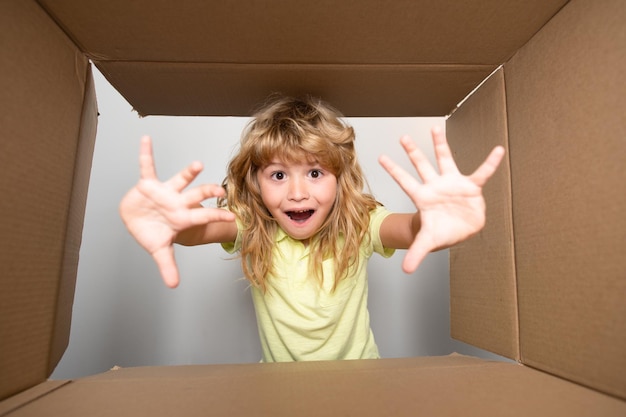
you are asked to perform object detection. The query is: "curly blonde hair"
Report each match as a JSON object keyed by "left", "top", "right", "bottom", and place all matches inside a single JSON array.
[{"left": 220, "top": 94, "right": 379, "bottom": 292}]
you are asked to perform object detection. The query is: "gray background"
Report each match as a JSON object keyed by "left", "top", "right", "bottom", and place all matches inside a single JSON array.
[{"left": 52, "top": 68, "right": 505, "bottom": 379}]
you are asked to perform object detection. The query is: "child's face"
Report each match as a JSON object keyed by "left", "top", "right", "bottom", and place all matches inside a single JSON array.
[{"left": 257, "top": 159, "right": 337, "bottom": 242}]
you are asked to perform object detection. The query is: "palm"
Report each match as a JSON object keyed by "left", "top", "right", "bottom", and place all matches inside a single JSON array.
[
  {"left": 411, "top": 172, "right": 486, "bottom": 249},
  {"left": 121, "top": 179, "right": 193, "bottom": 255},
  {"left": 379, "top": 127, "right": 505, "bottom": 272}
]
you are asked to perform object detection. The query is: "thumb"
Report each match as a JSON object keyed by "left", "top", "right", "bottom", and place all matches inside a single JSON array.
[
  {"left": 401, "top": 235, "right": 431, "bottom": 274},
  {"left": 152, "top": 246, "right": 181, "bottom": 288}
]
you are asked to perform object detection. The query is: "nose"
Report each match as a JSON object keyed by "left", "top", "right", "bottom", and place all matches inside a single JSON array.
[{"left": 287, "top": 177, "right": 309, "bottom": 201}]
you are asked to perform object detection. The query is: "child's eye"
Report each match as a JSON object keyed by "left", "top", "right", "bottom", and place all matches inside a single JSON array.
[
  {"left": 309, "top": 169, "right": 323, "bottom": 179},
  {"left": 270, "top": 171, "right": 285, "bottom": 180}
]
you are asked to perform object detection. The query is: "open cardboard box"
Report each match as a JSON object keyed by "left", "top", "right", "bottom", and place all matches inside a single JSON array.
[{"left": 1, "top": 0, "right": 625, "bottom": 415}]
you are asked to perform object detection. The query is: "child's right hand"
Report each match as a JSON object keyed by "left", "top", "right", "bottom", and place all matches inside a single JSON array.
[{"left": 119, "top": 136, "right": 235, "bottom": 288}]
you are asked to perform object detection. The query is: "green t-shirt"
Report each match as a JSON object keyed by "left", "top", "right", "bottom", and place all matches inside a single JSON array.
[{"left": 223, "top": 206, "right": 394, "bottom": 362}]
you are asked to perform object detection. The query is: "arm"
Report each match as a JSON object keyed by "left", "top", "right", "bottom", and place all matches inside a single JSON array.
[
  {"left": 119, "top": 135, "right": 237, "bottom": 288},
  {"left": 175, "top": 217, "right": 238, "bottom": 246},
  {"left": 378, "top": 127, "right": 505, "bottom": 273},
  {"left": 379, "top": 212, "right": 421, "bottom": 250}
]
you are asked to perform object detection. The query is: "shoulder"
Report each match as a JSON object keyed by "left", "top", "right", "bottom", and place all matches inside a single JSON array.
[{"left": 369, "top": 205, "right": 393, "bottom": 228}]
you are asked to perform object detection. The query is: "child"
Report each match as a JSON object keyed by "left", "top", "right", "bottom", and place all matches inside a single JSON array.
[{"left": 119, "top": 94, "right": 504, "bottom": 362}]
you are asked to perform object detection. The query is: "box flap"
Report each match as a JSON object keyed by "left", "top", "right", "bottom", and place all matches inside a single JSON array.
[
  {"left": 505, "top": 0, "right": 626, "bottom": 399},
  {"left": 94, "top": 62, "right": 490, "bottom": 117},
  {"left": 0, "top": 381, "right": 69, "bottom": 416},
  {"left": 0, "top": 0, "right": 97, "bottom": 401},
  {"left": 446, "top": 68, "right": 518, "bottom": 360},
  {"left": 6, "top": 357, "right": 626, "bottom": 416},
  {"left": 49, "top": 63, "right": 99, "bottom": 375},
  {"left": 37, "top": 0, "right": 568, "bottom": 116}
]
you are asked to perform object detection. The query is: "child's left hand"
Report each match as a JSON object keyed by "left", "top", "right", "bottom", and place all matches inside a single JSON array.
[{"left": 378, "top": 126, "right": 505, "bottom": 273}]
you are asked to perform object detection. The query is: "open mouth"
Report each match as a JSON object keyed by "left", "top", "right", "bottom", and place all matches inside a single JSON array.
[{"left": 286, "top": 209, "right": 314, "bottom": 223}]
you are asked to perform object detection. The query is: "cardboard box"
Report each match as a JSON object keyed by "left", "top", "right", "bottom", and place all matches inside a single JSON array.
[{"left": 1, "top": 0, "right": 624, "bottom": 415}]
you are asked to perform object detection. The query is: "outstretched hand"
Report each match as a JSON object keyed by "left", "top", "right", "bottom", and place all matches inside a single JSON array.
[
  {"left": 119, "top": 136, "right": 235, "bottom": 288},
  {"left": 379, "top": 127, "right": 505, "bottom": 273}
]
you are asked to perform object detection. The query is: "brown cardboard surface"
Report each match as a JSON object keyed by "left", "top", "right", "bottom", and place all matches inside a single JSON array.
[
  {"left": 7, "top": 356, "right": 626, "bottom": 417},
  {"left": 50, "top": 65, "right": 98, "bottom": 375},
  {"left": 37, "top": 0, "right": 569, "bottom": 116},
  {"left": 95, "top": 62, "right": 491, "bottom": 117},
  {"left": 37, "top": 0, "right": 568, "bottom": 64},
  {"left": 446, "top": 68, "right": 518, "bottom": 360},
  {"left": 2, "top": 0, "right": 626, "bottom": 411},
  {"left": 0, "top": 381, "right": 69, "bottom": 416},
  {"left": 505, "top": 0, "right": 626, "bottom": 399},
  {"left": 0, "top": 0, "right": 95, "bottom": 402}
]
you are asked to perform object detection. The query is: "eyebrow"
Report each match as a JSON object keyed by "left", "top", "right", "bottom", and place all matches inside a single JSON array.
[{"left": 264, "top": 160, "right": 321, "bottom": 169}]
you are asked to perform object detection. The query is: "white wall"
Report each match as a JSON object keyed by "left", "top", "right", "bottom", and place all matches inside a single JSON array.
[{"left": 52, "top": 68, "right": 505, "bottom": 379}]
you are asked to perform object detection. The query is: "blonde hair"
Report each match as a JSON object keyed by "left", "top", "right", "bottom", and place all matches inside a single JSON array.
[{"left": 220, "top": 94, "right": 379, "bottom": 292}]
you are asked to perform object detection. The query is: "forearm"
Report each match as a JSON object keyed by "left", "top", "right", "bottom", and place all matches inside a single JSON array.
[
  {"left": 380, "top": 211, "right": 451, "bottom": 252},
  {"left": 172, "top": 202, "right": 237, "bottom": 246},
  {"left": 379, "top": 212, "right": 421, "bottom": 249},
  {"left": 175, "top": 219, "right": 238, "bottom": 246}
]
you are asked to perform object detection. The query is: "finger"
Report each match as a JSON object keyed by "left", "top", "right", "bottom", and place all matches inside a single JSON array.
[
  {"left": 470, "top": 145, "right": 506, "bottom": 187},
  {"left": 139, "top": 136, "right": 158, "bottom": 180},
  {"left": 399, "top": 135, "right": 438, "bottom": 182},
  {"left": 379, "top": 154, "right": 421, "bottom": 199},
  {"left": 187, "top": 206, "right": 236, "bottom": 227},
  {"left": 152, "top": 246, "right": 180, "bottom": 288},
  {"left": 166, "top": 161, "right": 204, "bottom": 192},
  {"left": 181, "top": 183, "right": 228, "bottom": 206},
  {"left": 431, "top": 126, "right": 460, "bottom": 175}
]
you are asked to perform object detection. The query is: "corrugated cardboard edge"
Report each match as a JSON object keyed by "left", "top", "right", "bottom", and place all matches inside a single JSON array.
[{"left": 446, "top": 68, "right": 519, "bottom": 360}]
